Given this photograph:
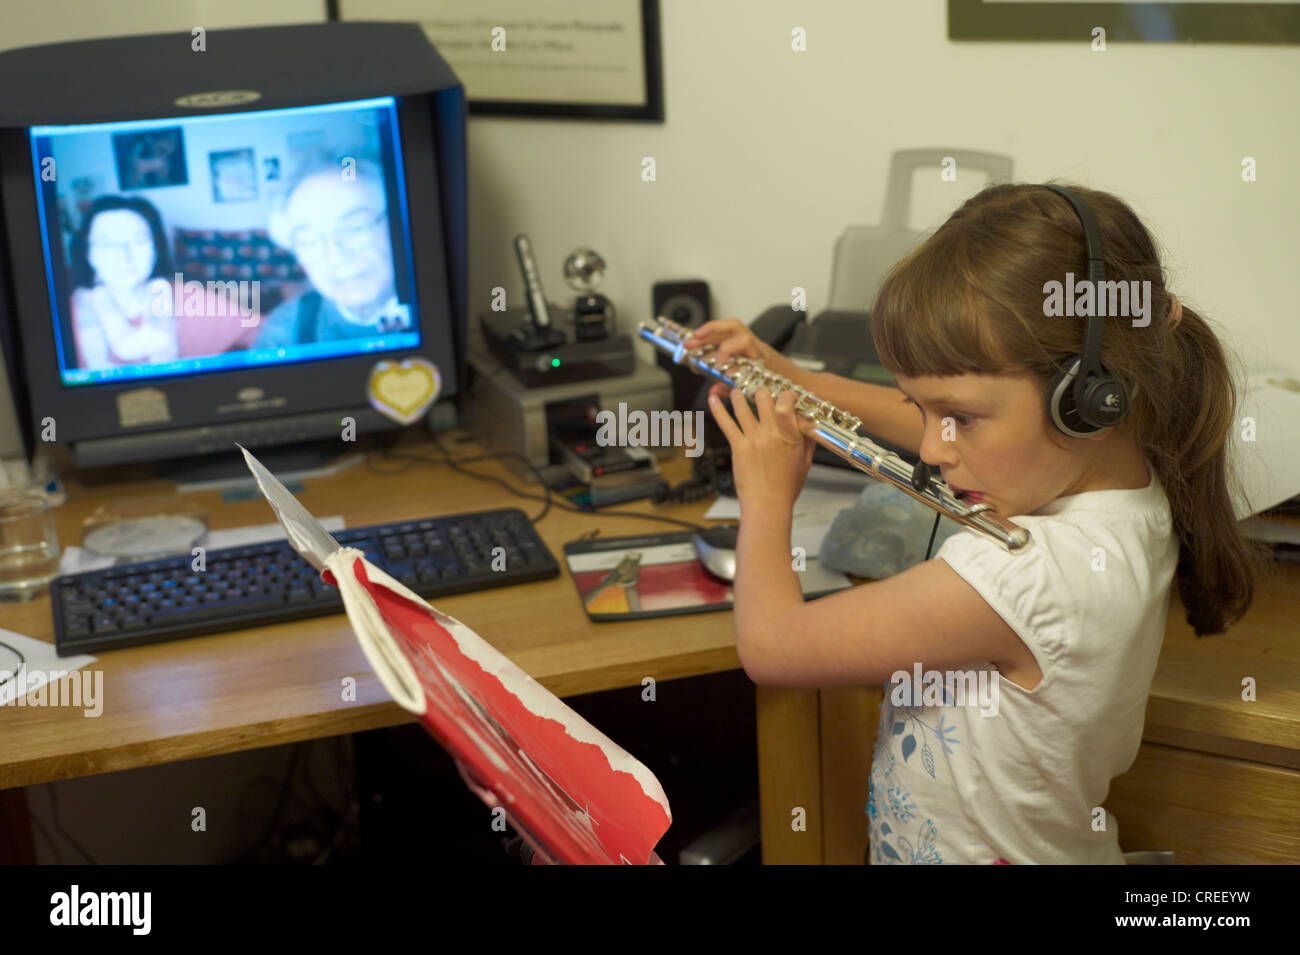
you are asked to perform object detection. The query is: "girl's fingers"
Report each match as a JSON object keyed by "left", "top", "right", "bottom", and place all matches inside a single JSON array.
[
  {"left": 775, "top": 390, "right": 801, "bottom": 437},
  {"left": 708, "top": 392, "right": 741, "bottom": 442},
  {"left": 683, "top": 318, "right": 735, "bottom": 345},
  {"left": 730, "top": 387, "right": 758, "bottom": 430},
  {"left": 716, "top": 336, "right": 747, "bottom": 365}
]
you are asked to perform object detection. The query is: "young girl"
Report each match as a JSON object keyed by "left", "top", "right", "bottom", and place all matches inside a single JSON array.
[{"left": 682, "top": 182, "right": 1271, "bottom": 865}]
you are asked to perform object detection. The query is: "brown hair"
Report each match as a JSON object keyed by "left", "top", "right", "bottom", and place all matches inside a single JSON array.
[{"left": 869, "top": 181, "right": 1274, "bottom": 636}]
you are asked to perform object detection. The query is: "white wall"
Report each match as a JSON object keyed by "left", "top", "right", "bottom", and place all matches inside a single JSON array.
[
  {"left": 465, "top": 1, "right": 1298, "bottom": 377},
  {"left": 0, "top": 0, "right": 323, "bottom": 47}
]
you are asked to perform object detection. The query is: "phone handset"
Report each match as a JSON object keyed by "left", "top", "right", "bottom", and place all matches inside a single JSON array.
[{"left": 514, "top": 235, "right": 552, "bottom": 330}]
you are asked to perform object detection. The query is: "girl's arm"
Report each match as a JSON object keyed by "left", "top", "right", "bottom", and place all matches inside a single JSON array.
[
  {"left": 711, "top": 375, "right": 1026, "bottom": 690},
  {"left": 735, "top": 520, "right": 1030, "bottom": 689}
]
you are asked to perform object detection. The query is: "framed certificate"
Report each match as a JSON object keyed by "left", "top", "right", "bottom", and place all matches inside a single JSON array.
[
  {"left": 331, "top": 0, "right": 664, "bottom": 120},
  {"left": 949, "top": 0, "right": 1300, "bottom": 43}
]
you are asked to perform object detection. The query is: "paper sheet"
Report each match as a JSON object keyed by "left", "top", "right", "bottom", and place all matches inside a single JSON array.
[
  {"left": 1232, "top": 371, "right": 1300, "bottom": 519},
  {"left": 59, "top": 516, "right": 346, "bottom": 576},
  {"left": 0, "top": 628, "right": 97, "bottom": 708},
  {"left": 705, "top": 462, "right": 872, "bottom": 557}
]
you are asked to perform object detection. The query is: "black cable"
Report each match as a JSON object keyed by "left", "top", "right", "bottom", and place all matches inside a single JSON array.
[
  {"left": 0, "top": 641, "right": 24, "bottom": 690},
  {"left": 422, "top": 434, "right": 552, "bottom": 523},
  {"left": 47, "top": 783, "right": 98, "bottom": 865},
  {"left": 385, "top": 435, "right": 708, "bottom": 532},
  {"left": 924, "top": 511, "right": 941, "bottom": 561}
]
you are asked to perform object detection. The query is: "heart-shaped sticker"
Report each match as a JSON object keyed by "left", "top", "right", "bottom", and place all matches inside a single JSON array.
[{"left": 368, "top": 358, "right": 442, "bottom": 424}]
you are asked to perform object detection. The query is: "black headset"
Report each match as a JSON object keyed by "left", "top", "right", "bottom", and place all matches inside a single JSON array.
[{"left": 1041, "top": 184, "right": 1131, "bottom": 438}]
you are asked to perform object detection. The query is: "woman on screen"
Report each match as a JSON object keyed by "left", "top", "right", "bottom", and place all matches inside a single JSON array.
[{"left": 67, "top": 195, "right": 179, "bottom": 370}]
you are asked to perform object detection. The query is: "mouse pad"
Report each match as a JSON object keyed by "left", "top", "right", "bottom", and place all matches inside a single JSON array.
[{"left": 563, "top": 531, "right": 852, "bottom": 621}]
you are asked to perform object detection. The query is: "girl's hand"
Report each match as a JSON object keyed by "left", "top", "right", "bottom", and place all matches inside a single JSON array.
[
  {"left": 681, "top": 318, "right": 798, "bottom": 379},
  {"left": 708, "top": 385, "right": 816, "bottom": 510}
]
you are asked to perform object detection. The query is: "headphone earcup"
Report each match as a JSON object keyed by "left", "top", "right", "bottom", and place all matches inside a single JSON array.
[
  {"left": 1047, "top": 356, "right": 1129, "bottom": 437},
  {"left": 1080, "top": 369, "right": 1128, "bottom": 430}
]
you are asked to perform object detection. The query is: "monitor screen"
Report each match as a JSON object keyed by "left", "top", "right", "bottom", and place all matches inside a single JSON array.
[{"left": 30, "top": 96, "right": 422, "bottom": 387}]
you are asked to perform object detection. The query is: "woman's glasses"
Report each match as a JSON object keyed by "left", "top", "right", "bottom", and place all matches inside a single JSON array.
[{"left": 89, "top": 236, "right": 154, "bottom": 257}]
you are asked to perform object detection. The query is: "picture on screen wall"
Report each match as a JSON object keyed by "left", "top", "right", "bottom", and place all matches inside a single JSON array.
[
  {"left": 112, "top": 128, "right": 188, "bottom": 190},
  {"left": 210, "top": 148, "right": 258, "bottom": 203}
]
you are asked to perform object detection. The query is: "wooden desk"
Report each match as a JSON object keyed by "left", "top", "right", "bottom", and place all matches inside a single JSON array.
[
  {"left": 0, "top": 429, "right": 828, "bottom": 864},
  {"left": 6, "top": 430, "right": 1293, "bottom": 864}
]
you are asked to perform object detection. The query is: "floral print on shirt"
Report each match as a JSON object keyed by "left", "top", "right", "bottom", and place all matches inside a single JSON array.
[{"left": 866, "top": 681, "right": 962, "bottom": 865}]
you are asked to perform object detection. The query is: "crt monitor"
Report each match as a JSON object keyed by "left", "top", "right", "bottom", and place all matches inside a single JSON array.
[{"left": 0, "top": 23, "right": 467, "bottom": 473}]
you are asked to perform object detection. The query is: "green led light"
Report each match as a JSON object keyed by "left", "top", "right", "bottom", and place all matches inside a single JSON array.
[{"left": 551, "top": 358, "right": 561, "bottom": 367}]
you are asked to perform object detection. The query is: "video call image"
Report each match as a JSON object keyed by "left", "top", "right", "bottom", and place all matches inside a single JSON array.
[{"left": 30, "top": 97, "right": 421, "bottom": 386}]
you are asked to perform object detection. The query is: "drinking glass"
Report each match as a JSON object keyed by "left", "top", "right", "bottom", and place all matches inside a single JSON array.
[{"left": 0, "top": 490, "right": 61, "bottom": 601}]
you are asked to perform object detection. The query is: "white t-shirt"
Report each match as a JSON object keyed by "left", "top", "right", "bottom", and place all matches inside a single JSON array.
[{"left": 866, "top": 465, "right": 1179, "bottom": 864}]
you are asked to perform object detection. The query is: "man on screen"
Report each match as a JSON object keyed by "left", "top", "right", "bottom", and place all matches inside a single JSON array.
[{"left": 255, "top": 151, "right": 410, "bottom": 350}]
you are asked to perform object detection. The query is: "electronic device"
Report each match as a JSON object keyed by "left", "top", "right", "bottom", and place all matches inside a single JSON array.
[
  {"left": 0, "top": 22, "right": 469, "bottom": 477},
  {"left": 651, "top": 442, "right": 734, "bottom": 505},
  {"left": 1040, "top": 184, "right": 1130, "bottom": 438},
  {"left": 51, "top": 506, "right": 559, "bottom": 655},
  {"left": 510, "top": 235, "right": 565, "bottom": 350},
  {"left": 565, "top": 248, "right": 615, "bottom": 342},
  {"left": 651, "top": 279, "right": 710, "bottom": 412},
  {"left": 480, "top": 307, "right": 635, "bottom": 388},
  {"left": 557, "top": 438, "right": 655, "bottom": 485},
  {"left": 691, "top": 524, "right": 740, "bottom": 582},
  {"left": 479, "top": 235, "right": 633, "bottom": 388},
  {"left": 465, "top": 321, "right": 673, "bottom": 484}
]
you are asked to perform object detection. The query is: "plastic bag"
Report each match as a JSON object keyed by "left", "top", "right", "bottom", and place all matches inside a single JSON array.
[{"left": 819, "top": 481, "right": 963, "bottom": 579}]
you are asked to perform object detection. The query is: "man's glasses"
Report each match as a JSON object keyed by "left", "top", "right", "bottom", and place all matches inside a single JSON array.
[{"left": 290, "top": 210, "right": 387, "bottom": 258}]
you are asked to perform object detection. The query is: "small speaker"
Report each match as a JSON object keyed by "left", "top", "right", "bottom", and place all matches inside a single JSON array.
[{"left": 651, "top": 279, "right": 710, "bottom": 411}]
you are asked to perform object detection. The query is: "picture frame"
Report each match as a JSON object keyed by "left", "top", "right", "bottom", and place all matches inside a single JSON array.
[
  {"left": 329, "top": 0, "right": 664, "bottom": 121},
  {"left": 112, "top": 128, "right": 188, "bottom": 191},
  {"left": 948, "top": 0, "right": 1300, "bottom": 44},
  {"left": 208, "top": 148, "right": 258, "bottom": 203}
]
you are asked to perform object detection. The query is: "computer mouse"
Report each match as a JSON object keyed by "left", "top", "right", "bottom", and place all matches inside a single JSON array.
[{"left": 692, "top": 523, "right": 740, "bottom": 581}]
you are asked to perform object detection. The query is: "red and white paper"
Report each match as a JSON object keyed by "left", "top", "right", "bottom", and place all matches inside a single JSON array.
[{"left": 240, "top": 446, "right": 672, "bottom": 864}]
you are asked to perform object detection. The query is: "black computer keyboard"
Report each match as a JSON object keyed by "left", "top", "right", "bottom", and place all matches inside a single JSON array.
[{"left": 51, "top": 507, "right": 560, "bottom": 656}]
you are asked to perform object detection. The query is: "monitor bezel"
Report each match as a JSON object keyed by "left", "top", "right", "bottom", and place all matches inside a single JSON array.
[{"left": 1, "top": 93, "right": 459, "bottom": 448}]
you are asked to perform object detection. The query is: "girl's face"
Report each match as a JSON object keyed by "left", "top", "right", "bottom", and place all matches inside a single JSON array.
[
  {"left": 894, "top": 372, "right": 1099, "bottom": 518},
  {"left": 87, "top": 209, "right": 156, "bottom": 288}
]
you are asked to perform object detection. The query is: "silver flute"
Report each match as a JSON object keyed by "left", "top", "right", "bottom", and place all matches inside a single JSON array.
[{"left": 639, "top": 316, "right": 1032, "bottom": 553}]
